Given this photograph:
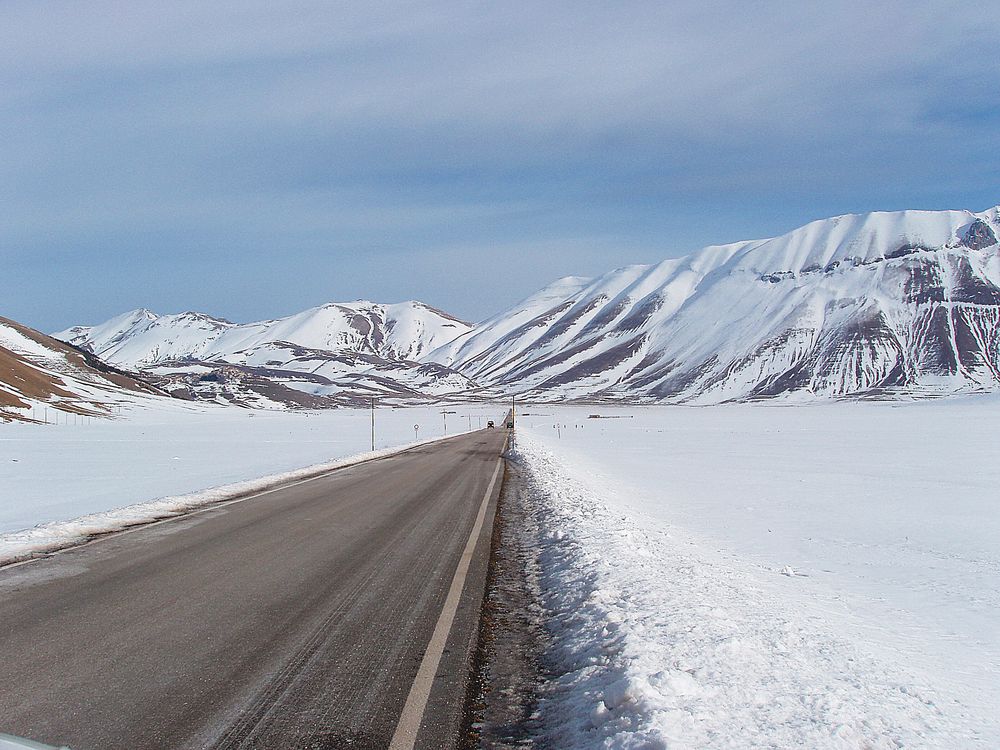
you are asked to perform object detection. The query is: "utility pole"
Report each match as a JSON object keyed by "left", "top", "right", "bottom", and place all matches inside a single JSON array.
[
  {"left": 511, "top": 394, "right": 515, "bottom": 429},
  {"left": 370, "top": 397, "right": 375, "bottom": 452},
  {"left": 443, "top": 411, "right": 448, "bottom": 435}
]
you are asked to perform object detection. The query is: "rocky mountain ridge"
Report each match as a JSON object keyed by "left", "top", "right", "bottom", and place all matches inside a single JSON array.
[
  {"left": 0, "top": 317, "right": 165, "bottom": 421},
  {"left": 56, "top": 301, "right": 475, "bottom": 408},
  {"left": 53, "top": 204, "right": 1000, "bottom": 407},
  {"left": 426, "top": 206, "right": 1000, "bottom": 402}
]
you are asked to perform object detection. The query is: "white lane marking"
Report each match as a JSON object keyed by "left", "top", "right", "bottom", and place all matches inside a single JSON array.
[{"left": 389, "top": 448, "right": 506, "bottom": 750}]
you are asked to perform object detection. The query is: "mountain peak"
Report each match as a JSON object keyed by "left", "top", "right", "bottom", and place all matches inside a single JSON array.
[
  {"left": 59, "top": 298, "right": 474, "bottom": 371},
  {"left": 44, "top": 202, "right": 1000, "bottom": 408},
  {"left": 423, "top": 203, "right": 1000, "bottom": 402}
]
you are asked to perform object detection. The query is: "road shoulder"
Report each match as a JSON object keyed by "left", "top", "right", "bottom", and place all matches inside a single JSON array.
[{"left": 463, "top": 458, "right": 545, "bottom": 748}]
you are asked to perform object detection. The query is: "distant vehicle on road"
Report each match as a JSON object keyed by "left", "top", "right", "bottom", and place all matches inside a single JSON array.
[
  {"left": 486, "top": 420, "right": 495, "bottom": 429},
  {"left": 506, "top": 421, "right": 514, "bottom": 429}
]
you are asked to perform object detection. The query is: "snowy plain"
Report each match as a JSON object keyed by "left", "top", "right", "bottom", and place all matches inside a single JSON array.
[
  {"left": 0, "top": 401, "right": 500, "bottom": 563},
  {"left": 515, "top": 398, "right": 1000, "bottom": 748},
  {"left": 4, "top": 395, "right": 998, "bottom": 747}
]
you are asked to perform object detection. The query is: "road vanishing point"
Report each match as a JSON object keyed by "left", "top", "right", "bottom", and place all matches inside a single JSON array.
[{"left": 0, "top": 428, "right": 508, "bottom": 750}]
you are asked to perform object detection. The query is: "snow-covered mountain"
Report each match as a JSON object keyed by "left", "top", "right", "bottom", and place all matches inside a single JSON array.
[
  {"left": 56, "top": 205, "right": 1000, "bottom": 407},
  {"left": 60, "top": 300, "right": 469, "bottom": 366},
  {"left": 1, "top": 316, "right": 165, "bottom": 422},
  {"left": 57, "top": 301, "right": 476, "bottom": 408},
  {"left": 426, "top": 206, "right": 1000, "bottom": 402}
]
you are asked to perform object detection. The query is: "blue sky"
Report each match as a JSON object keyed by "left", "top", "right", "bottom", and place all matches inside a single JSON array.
[{"left": 3, "top": 1, "right": 998, "bottom": 331}]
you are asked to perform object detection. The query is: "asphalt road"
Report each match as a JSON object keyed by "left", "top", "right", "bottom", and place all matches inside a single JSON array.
[{"left": 0, "top": 428, "right": 508, "bottom": 750}]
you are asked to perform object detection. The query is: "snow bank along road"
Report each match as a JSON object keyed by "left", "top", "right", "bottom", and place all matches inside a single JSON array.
[
  {"left": 510, "top": 401, "right": 1000, "bottom": 748},
  {"left": 0, "top": 428, "right": 507, "bottom": 750}
]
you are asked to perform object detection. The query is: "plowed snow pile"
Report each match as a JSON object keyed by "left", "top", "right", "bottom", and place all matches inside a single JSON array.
[
  {"left": 516, "top": 398, "right": 1000, "bottom": 748},
  {"left": 0, "top": 403, "right": 493, "bottom": 563}
]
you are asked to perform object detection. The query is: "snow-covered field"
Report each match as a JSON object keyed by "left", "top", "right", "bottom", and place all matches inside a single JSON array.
[
  {"left": 5, "top": 395, "right": 997, "bottom": 746},
  {"left": 515, "top": 398, "right": 1000, "bottom": 748},
  {"left": 0, "top": 401, "right": 499, "bottom": 563}
]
